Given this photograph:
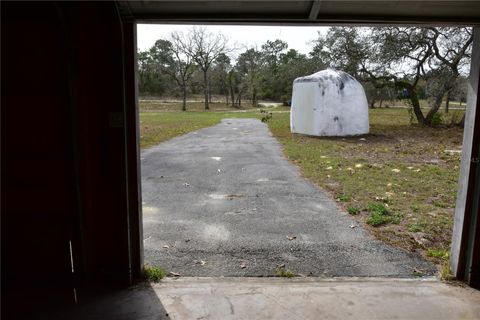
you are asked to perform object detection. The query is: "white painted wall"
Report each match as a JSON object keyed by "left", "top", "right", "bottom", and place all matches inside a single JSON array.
[{"left": 290, "top": 69, "right": 369, "bottom": 136}]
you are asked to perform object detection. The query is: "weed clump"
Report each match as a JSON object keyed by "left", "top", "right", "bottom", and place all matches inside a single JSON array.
[
  {"left": 260, "top": 109, "right": 273, "bottom": 123},
  {"left": 276, "top": 266, "right": 295, "bottom": 278},
  {"left": 347, "top": 207, "right": 360, "bottom": 215},
  {"left": 144, "top": 265, "right": 167, "bottom": 282},
  {"left": 366, "top": 202, "right": 390, "bottom": 226}
]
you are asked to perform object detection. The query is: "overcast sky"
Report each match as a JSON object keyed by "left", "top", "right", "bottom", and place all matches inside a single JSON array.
[{"left": 137, "top": 24, "right": 329, "bottom": 56}]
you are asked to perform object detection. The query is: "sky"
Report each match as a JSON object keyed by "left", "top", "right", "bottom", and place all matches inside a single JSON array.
[{"left": 137, "top": 24, "right": 329, "bottom": 56}]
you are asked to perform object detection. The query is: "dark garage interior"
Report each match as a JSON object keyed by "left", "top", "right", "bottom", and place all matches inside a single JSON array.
[{"left": 2, "top": 1, "right": 480, "bottom": 319}]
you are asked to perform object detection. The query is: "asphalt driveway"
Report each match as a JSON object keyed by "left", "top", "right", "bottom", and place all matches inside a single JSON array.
[{"left": 141, "top": 118, "right": 435, "bottom": 277}]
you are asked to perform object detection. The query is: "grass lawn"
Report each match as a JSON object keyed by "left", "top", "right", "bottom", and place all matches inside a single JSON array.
[
  {"left": 139, "top": 109, "right": 262, "bottom": 149},
  {"left": 139, "top": 101, "right": 464, "bottom": 270}
]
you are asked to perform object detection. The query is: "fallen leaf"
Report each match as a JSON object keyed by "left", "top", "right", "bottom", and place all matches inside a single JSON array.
[
  {"left": 277, "top": 263, "right": 285, "bottom": 268},
  {"left": 169, "top": 272, "right": 181, "bottom": 277},
  {"left": 163, "top": 245, "right": 170, "bottom": 249},
  {"left": 392, "top": 169, "right": 401, "bottom": 173},
  {"left": 286, "top": 235, "right": 297, "bottom": 241},
  {"left": 412, "top": 268, "right": 424, "bottom": 276},
  {"left": 407, "top": 166, "right": 414, "bottom": 170},
  {"left": 355, "top": 164, "right": 363, "bottom": 168},
  {"left": 326, "top": 166, "right": 333, "bottom": 170},
  {"left": 240, "top": 262, "right": 247, "bottom": 269},
  {"left": 195, "top": 260, "right": 206, "bottom": 266},
  {"left": 183, "top": 182, "right": 190, "bottom": 186},
  {"left": 350, "top": 224, "right": 357, "bottom": 229}
]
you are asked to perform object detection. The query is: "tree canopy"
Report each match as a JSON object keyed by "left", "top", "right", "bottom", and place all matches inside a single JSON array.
[{"left": 137, "top": 26, "right": 472, "bottom": 126}]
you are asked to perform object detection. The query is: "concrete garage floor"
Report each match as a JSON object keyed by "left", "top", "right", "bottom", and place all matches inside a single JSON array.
[
  {"left": 61, "top": 278, "right": 480, "bottom": 320},
  {"left": 141, "top": 118, "right": 435, "bottom": 277}
]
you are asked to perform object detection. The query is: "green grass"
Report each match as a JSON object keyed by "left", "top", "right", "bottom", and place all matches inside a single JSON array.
[
  {"left": 144, "top": 265, "right": 167, "bottom": 282},
  {"left": 347, "top": 207, "right": 360, "bottom": 215},
  {"left": 366, "top": 202, "right": 391, "bottom": 226},
  {"left": 427, "top": 248, "right": 449, "bottom": 260},
  {"left": 139, "top": 101, "right": 464, "bottom": 266},
  {"left": 337, "top": 194, "right": 351, "bottom": 202}
]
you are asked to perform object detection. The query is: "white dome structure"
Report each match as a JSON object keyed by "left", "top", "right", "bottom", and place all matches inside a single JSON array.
[{"left": 290, "top": 69, "right": 369, "bottom": 136}]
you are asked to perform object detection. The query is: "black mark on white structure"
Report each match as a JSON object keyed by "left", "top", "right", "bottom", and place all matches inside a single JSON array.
[{"left": 333, "top": 116, "right": 339, "bottom": 121}]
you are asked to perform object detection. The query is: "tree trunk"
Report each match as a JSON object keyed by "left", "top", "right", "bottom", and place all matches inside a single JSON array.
[
  {"left": 425, "top": 93, "right": 444, "bottom": 125},
  {"left": 425, "top": 75, "right": 456, "bottom": 125},
  {"left": 236, "top": 92, "right": 242, "bottom": 107},
  {"left": 410, "top": 87, "right": 425, "bottom": 125},
  {"left": 252, "top": 87, "right": 257, "bottom": 107},
  {"left": 369, "top": 100, "right": 376, "bottom": 108},
  {"left": 379, "top": 99, "right": 383, "bottom": 108},
  {"left": 458, "top": 113, "right": 466, "bottom": 128},
  {"left": 181, "top": 84, "right": 187, "bottom": 111},
  {"left": 445, "top": 90, "right": 451, "bottom": 113},
  {"left": 230, "top": 86, "right": 235, "bottom": 107},
  {"left": 203, "top": 70, "right": 209, "bottom": 110},
  {"left": 396, "top": 81, "right": 425, "bottom": 125}
]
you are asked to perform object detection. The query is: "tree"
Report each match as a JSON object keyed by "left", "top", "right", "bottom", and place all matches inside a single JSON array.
[
  {"left": 312, "top": 26, "right": 469, "bottom": 126},
  {"left": 236, "top": 48, "right": 263, "bottom": 107},
  {"left": 277, "top": 49, "right": 322, "bottom": 103},
  {"left": 310, "top": 27, "right": 368, "bottom": 78},
  {"left": 210, "top": 53, "right": 232, "bottom": 105},
  {"left": 149, "top": 33, "right": 195, "bottom": 111},
  {"left": 427, "top": 27, "right": 472, "bottom": 123},
  {"left": 182, "top": 27, "right": 230, "bottom": 110},
  {"left": 137, "top": 50, "right": 172, "bottom": 96},
  {"left": 261, "top": 39, "right": 288, "bottom": 73},
  {"left": 259, "top": 39, "right": 288, "bottom": 100}
]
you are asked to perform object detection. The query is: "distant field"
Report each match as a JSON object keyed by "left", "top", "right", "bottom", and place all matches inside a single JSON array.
[{"left": 139, "top": 100, "right": 465, "bottom": 272}]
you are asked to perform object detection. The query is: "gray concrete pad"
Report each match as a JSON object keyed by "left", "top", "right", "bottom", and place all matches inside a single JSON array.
[
  {"left": 141, "top": 118, "right": 435, "bottom": 277},
  {"left": 61, "top": 278, "right": 480, "bottom": 320},
  {"left": 153, "top": 278, "right": 480, "bottom": 320}
]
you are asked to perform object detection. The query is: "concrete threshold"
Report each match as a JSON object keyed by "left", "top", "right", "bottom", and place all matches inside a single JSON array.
[
  {"left": 67, "top": 277, "right": 480, "bottom": 320},
  {"left": 151, "top": 277, "right": 480, "bottom": 320}
]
